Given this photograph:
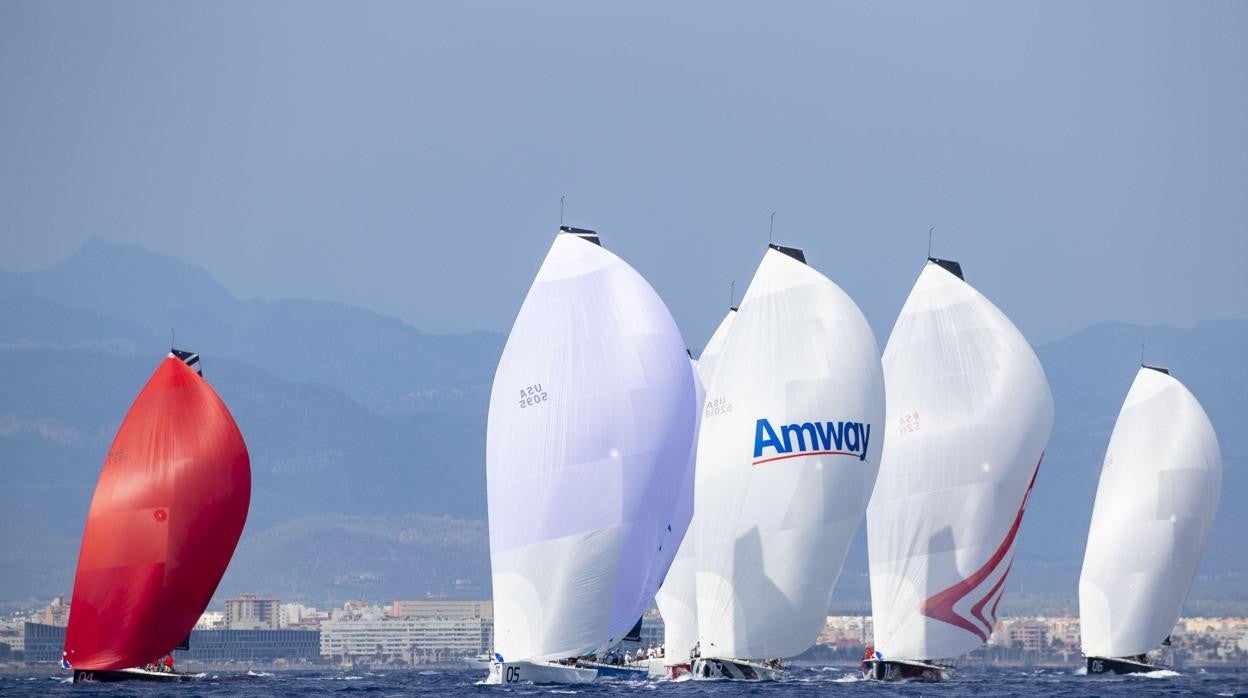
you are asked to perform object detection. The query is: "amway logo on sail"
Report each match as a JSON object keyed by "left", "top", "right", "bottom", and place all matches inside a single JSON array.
[{"left": 753, "top": 418, "right": 872, "bottom": 465}]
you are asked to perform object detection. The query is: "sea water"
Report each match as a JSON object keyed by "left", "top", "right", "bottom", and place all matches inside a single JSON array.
[{"left": 2, "top": 666, "right": 1246, "bottom": 696}]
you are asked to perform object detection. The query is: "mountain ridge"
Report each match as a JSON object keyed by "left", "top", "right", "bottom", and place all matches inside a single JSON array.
[{"left": 0, "top": 240, "right": 1244, "bottom": 614}]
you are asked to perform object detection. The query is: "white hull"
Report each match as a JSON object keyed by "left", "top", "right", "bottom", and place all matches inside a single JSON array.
[
  {"left": 485, "top": 660, "right": 597, "bottom": 685},
  {"left": 691, "top": 657, "right": 785, "bottom": 681}
]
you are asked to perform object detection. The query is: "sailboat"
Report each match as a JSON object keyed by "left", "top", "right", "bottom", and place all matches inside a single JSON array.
[
  {"left": 63, "top": 349, "right": 251, "bottom": 683},
  {"left": 863, "top": 258, "right": 1053, "bottom": 682},
  {"left": 1079, "top": 365, "right": 1221, "bottom": 675},
  {"left": 654, "top": 308, "right": 734, "bottom": 679},
  {"left": 485, "top": 227, "right": 698, "bottom": 684},
  {"left": 692, "top": 244, "right": 884, "bottom": 681}
]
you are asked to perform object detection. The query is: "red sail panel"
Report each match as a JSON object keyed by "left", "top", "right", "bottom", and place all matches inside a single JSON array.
[{"left": 64, "top": 356, "right": 251, "bottom": 670}]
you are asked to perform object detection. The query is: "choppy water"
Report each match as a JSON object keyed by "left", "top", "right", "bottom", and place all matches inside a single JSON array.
[{"left": 2, "top": 666, "right": 1247, "bottom": 697}]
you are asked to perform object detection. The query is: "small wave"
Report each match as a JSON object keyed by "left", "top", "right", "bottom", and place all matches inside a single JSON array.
[
  {"left": 832, "top": 674, "right": 864, "bottom": 683},
  {"left": 548, "top": 691, "right": 578, "bottom": 695},
  {"left": 1141, "top": 669, "right": 1180, "bottom": 679},
  {"left": 417, "top": 670, "right": 440, "bottom": 676},
  {"left": 247, "top": 670, "right": 275, "bottom": 677}
]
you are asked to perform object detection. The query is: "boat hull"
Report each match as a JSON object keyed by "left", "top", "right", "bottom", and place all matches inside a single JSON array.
[
  {"left": 485, "top": 660, "right": 598, "bottom": 684},
  {"left": 72, "top": 668, "right": 193, "bottom": 683},
  {"left": 691, "top": 657, "right": 785, "bottom": 681},
  {"left": 576, "top": 661, "right": 650, "bottom": 680},
  {"left": 664, "top": 662, "right": 692, "bottom": 680},
  {"left": 861, "top": 658, "right": 948, "bottom": 682},
  {"left": 1085, "top": 656, "right": 1160, "bottom": 675}
]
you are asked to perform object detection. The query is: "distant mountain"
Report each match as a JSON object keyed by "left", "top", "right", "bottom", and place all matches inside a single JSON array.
[
  {"left": 0, "top": 239, "right": 505, "bottom": 415},
  {"left": 1017, "top": 319, "right": 1248, "bottom": 610},
  {"left": 0, "top": 241, "right": 503, "bottom": 603},
  {"left": 1, "top": 240, "right": 1244, "bottom": 616}
]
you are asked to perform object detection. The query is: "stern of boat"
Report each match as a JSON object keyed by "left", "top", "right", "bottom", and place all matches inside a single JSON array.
[
  {"left": 861, "top": 658, "right": 947, "bottom": 682},
  {"left": 1085, "top": 656, "right": 1160, "bottom": 675},
  {"left": 486, "top": 660, "right": 597, "bottom": 684},
  {"left": 691, "top": 657, "right": 785, "bottom": 681}
]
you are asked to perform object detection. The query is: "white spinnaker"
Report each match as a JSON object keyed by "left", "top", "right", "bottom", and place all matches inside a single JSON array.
[
  {"left": 654, "top": 309, "right": 733, "bottom": 666},
  {"left": 866, "top": 261, "right": 1054, "bottom": 661},
  {"left": 487, "top": 232, "right": 697, "bottom": 662},
  {"left": 694, "top": 248, "right": 884, "bottom": 660},
  {"left": 694, "top": 308, "right": 737, "bottom": 388},
  {"left": 652, "top": 358, "right": 705, "bottom": 666},
  {"left": 1079, "top": 367, "right": 1221, "bottom": 659}
]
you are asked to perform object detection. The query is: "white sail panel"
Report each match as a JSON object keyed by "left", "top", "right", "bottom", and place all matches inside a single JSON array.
[
  {"left": 1079, "top": 367, "right": 1221, "bottom": 658},
  {"left": 654, "top": 310, "right": 732, "bottom": 666},
  {"left": 487, "top": 232, "right": 697, "bottom": 662},
  {"left": 866, "top": 261, "right": 1054, "bottom": 661},
  {"left": 653, "top": 358, "right": 706, "bottom": 666},
  {"left": 694, "top": 248, "right": 884, "bottom": 660},
  {"left": 694, "top": 308, "right": 737, "bottom": 389}
]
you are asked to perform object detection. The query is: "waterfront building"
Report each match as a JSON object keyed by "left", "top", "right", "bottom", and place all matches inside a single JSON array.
[
  {"left": 175, "top": 628, "right": 320, "bottom": 663},
  {"left": 0, "top": 620, "right": 25, "bottom": 654},
  {"left": 195, "top": 611, "right": 226, "bottom": 630},
  {"left": 280, "top": 602, "right": 326, "bottom": 628},
  {"left": 640, "top": 614, "right": 664, "bottom": 651},
  {"left": 333, "top": 601, "right": 387, "bottom": 622},
  {"left": 818, "top": 616, "right": 873, "bottom": 647},
  {"left": 320, "top": 616, "right": 492, "bottom": 662},
  {"left": 41, "top": 597, "right": 70, "bottom": 627},
  {"left": 390, "top": 599, "right": 492, "bottom": 619},
  {"left": 225, "top": 594, "right": 280, "bottom": 630},
  {"left": 22, "top": 622, "right": 65, "bottom": 663}
]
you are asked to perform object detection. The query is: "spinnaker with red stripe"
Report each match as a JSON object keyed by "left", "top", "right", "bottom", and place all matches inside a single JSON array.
[
  {"left": 864, "top": 259, "right": 1053, "bottom": 672},
  {"left": 63, "top": 350, "right": 251, "bottom": 674}
]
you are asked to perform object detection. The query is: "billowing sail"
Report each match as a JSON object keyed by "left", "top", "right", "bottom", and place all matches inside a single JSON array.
[
  {"left": 652, "top": 358, "right": 704, "bottom": 665},
  {"left": 487, "top": 228, "right": 697, "bottom": 662},
  {"left": 64, "top": 352, "right": 251, "bottom": 671},
  {"left": 1079, "top": 366, "right": 1221, "bottom": 659},
  {"left": 866, "top": 260, "right": 1053, "bottom": 661},
  {"left": 654, "top": 309, "right": 734, "bottom": 665},
  {"left": 694, "top": 246, "right": 884, "bottom": 660}
]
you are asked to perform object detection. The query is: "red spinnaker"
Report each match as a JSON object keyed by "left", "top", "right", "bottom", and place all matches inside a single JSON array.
[{"left": 63, "top": 355, "right": 251, "bottom": 670}]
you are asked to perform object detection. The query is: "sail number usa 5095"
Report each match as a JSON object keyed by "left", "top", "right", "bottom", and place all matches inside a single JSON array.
[{"left": 518, "top": 384, "right": 549, "bottom": 409}]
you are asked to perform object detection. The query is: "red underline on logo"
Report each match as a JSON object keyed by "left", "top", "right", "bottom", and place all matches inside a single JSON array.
[{"left": 752, "top": 450, "right": 857, "bottom": 466}]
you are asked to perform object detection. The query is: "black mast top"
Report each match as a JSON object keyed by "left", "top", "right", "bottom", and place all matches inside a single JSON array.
[
  {"left": 768, "top": 243, "right": 806, "bottom": 264},
  {"left": 928, "top": 257, "right": 964, "bottom": 280},
  {"left": 559, "top": 226, "right": 601, "bottom": 246}
]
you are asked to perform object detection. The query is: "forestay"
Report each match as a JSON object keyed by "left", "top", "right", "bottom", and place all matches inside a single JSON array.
[
  {"left": 694, "top": 247, "right": 883, "bottom": 660},
  {"left": 487, "top": 230, "right": 697, "bottom": 662},
  {"left": 866, "top": 260, "right": 1053, "bottom": 662},
  {"left": 1079, "top": 367, "right": 1221, "bottom": 659}
]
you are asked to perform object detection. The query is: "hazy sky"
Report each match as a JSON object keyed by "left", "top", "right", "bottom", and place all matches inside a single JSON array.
[{"left": 2, "top": 1, "right": 1245, "bottom": 348}]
